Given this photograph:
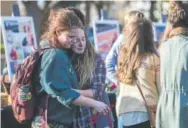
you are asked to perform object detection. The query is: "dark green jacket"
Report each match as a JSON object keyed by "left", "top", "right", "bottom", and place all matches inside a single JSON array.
[{"left": 32, "top": 41, "right": 80, "bottom": 126}]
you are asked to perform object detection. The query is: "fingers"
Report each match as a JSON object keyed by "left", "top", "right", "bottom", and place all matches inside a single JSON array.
[
  {"left": 149, "top": 105, "right": 157, "bottom": 113},
  {"left": 101, "top": 105, "right": 110, "bottom": 115},
  {"left": 95, "top": 101, "right": 111, "bottom": 115}
]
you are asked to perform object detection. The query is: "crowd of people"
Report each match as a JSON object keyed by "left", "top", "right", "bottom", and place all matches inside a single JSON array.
[
  {"left": 106, "top": 1, "right": 188, "bottom": 128},
  {"left": 1, "top": 1, "right": 188, "bottom": 128}
]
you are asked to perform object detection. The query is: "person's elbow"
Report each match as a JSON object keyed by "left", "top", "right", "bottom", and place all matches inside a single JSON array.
[{"left": 56, "top": 89, "right": 81, "bottom": 108}]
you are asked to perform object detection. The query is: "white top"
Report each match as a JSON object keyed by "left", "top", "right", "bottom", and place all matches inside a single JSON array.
[{"left": 119, "top": 112, "right": 148, "bottom": 126}]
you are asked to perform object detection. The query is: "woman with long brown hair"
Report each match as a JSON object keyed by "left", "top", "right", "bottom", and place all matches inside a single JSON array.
[
  {"left": 156, "top": 1, "right": 188, "bottom": 128},
  {"left": 65, "top": 7, "right": 114, "bottom": 128},
  {"left": 31, "top": 8, "right": 110, "bottom": 128},
  {"left": 116, "top": 15, "right": 160, "bottom": 128}
]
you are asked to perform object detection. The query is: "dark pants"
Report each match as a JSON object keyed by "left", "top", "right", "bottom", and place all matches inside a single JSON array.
[
  {"left": 1, "top": 106, "right": 31, "bottom": 128},
  {"left": 123, "top": 121, "right": 150, "bottom": 128},
  {"left": 108, "top": 93, "right": 117, "bottom": 127}
]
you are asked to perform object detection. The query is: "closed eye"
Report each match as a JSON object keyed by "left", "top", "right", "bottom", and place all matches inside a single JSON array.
[{"left": 69, "top": 35, "right": 76, "bottom": 38}]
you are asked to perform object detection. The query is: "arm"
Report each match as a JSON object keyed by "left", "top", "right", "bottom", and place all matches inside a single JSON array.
[
  {"left": 73, "top": 95, "right": 110, "bottom": 114},
  {"left": 40, "top": 49, "right": 109, "bottom": 114},
  {"left": 105, "top": 34, "right": 124, "bottom": 85},
  {"left": 74, "top": 54, "right": 106, "bottom": 100},
  {"left": 73, "top": 89, "right": 94, "bottom": 98},
  {"left": 40, "top": 49, "right": 81, "bottom": 108}
]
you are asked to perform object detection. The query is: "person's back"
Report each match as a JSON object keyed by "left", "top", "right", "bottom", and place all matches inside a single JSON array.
[
  {"left": 156, "top": 1, "right": 188, "bottom": 128},
  {"left": 105, "top": 11, "right": 145, "bottom": 85},
  {"left": 160, "top": 35, "right": 188, "bottom": 88},
  {"left": 157, "top": 34, "right": 188, "bottom": 128},
  {"left": 117, "top": 54, "right": 159, "bottom": 114},
  {"left": 116, "top": 14, "right": 159, "bottom": 128}
]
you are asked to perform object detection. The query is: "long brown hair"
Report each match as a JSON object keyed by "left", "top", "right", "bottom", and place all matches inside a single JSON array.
[
  {"left": 117, "top": 17, "right": 155, "bottom": 85},
  {"left": 41, "top": 8, "right": 83, "bottom": 48},
  {"left": 68, "top": 7, "right": 96, "bottom": 88},
  {"left": 72, "top": 35, "right": 96, "bottom": 88}
]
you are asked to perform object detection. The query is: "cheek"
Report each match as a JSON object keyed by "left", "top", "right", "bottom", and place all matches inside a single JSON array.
[
  {"left": 63, "top": 36, "right": 71, "bottom": 44},
  {"left": 82, "top": 41, "right": 86, "bottom": 49},
  {"left": 71, "top": 44, "right": 78, "bottom": 51},
  {"left": 58, "top": 36, "right": 71, "bottom": 46}
]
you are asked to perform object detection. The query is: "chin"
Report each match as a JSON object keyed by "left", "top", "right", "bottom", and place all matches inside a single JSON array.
[{"left": 75, "top": 50, "right": 84, "bottom": 54}]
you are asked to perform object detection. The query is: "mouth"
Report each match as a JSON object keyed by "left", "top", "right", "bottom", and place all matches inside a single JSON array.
[{"left": 77, "top": 47, "right": 83, "bottom": 50}]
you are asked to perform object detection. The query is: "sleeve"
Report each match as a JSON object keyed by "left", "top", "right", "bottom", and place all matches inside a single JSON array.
[
  {"left": 90, "top": 55, "right": 106, "bottom": 101},
  {"left": 105, "top": 34, "right": 124, "bottom": 85},
  {"left": 39, "top": 49, "right": 80, "bottom": 107}
]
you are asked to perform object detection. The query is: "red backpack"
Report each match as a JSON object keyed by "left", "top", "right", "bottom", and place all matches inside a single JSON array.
[{"left": 10, "top": 48, "right": 50, "bottom": 124}]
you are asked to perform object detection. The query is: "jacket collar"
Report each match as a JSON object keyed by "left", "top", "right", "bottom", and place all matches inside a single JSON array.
[{"left": 169, "top": 27, "right": 188, "bottom": 38}]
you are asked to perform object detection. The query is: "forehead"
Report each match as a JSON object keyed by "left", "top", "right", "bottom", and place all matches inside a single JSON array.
[{"left": 70, "top": 28, "right": 85, "bottom": 36}]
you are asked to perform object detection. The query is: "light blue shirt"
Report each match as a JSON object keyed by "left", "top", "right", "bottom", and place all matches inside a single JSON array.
[{"left": 105, "top": 34, "right": 124, "bottom": 85}]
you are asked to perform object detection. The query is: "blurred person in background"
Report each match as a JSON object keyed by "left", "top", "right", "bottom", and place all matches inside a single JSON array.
[
  {"left": 105, "top": 11, "right": 146, "bottom": 86},
  {"left": 31, "top": 8, "right": 110, "bottom": 128},
  {"left": 67, "top": 7, "right": 114, "bottom": 128},
  {"left": 116, "top": 14, "right": 160, "bottom": 128},
  {"left": 156, "top": 1, "right": 188, "bottom": 128}
]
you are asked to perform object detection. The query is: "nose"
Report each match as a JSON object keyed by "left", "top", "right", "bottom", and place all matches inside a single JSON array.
[
  {"left": 78, "top": 42, "right": 83, "bottom": 47},
  {"left": 77, "top": 39, "right": 83, "bottom": 47}
]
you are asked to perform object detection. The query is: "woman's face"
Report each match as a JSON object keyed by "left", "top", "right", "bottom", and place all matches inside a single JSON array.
[
  {"left": 71, "top": 28, "right": 86, "bottom": 54},
  {"left": 56, "top": 30, "right": 74, "bottom": 49}
]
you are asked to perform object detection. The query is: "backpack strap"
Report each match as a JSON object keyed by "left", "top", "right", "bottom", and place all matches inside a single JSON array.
[
  {"left": 35, "top": 47, "right": 51, "bottom": 128},
  {"left": 41, "top": 95, "right": 50, "bottom": 128}
]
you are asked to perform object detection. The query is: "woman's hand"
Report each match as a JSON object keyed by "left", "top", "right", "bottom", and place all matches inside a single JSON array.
[
  {"left": 149, "top": 105, "right": 157, "bottom": 114},
  {"left": 73, "top": 95, "right": 110, "bottom": 115},
  {"left": 93, "top": 100, "right": 110, "bottom": 115}
]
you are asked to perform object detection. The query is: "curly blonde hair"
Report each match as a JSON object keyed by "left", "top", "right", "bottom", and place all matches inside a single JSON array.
[{"left": 159, "top": 1, "right": 188, "bottom": 47}]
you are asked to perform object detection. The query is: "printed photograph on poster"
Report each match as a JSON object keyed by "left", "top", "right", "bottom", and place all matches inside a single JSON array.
[
  {"left": 10, "top": 61, "right": 19, "bottom": 75},
  {"left": 153, "top": 23, "right": 166, "bottom": 42},
  {"left": 1, "top": 17, "right": 38, "bottom": 81},
  {"left": 93, "top": 20, "right": 120, "bottom": 60},
  {"left": 4, "top": 20, "right": 19, "bottom": 33}
]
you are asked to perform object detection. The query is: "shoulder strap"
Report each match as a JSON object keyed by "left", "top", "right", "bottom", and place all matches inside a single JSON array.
[
  {"left": 136, "top": 80, "right": 153, "bottom": 128},
  {"left": 136, "top": 81, "right": 149, "bottom": 106}
]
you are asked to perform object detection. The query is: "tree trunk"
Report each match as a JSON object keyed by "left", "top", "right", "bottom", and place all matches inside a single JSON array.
[
  {"left": 85, "top": 1, "right": 91, "bottom": 26},
  {"left": 150, "top": 1, "right": 157, "bottom": 22}
]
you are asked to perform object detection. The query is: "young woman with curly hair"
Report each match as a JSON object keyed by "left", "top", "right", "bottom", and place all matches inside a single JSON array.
[{"left": 156, "top": 1, "right": 188, "bottom": 128}]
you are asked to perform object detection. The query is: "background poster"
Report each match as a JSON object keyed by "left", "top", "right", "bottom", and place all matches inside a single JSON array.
[
  {"left": 153, "top": 23, "right": 166, "bottom": 42},
  {"left": 93, "top": 20, "right": 120, "bottom": 60},
  {"left": 1, "top": 17, "right": 38, "bottom": 80}
]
